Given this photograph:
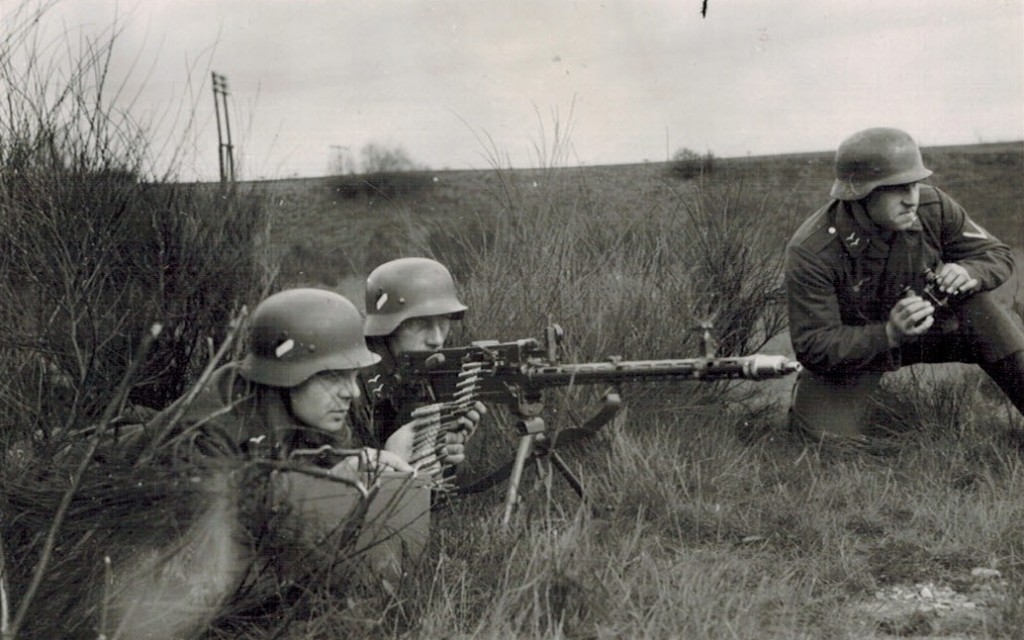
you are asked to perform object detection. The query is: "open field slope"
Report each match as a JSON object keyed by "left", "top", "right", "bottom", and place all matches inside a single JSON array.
[{"left": 248, "top": 140, "right": 1022, "bottom": 294}]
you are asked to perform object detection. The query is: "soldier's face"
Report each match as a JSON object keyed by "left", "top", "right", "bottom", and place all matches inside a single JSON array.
[
  {"left": 289, "top": 369, "right": 360, "bottom": 432},
  {"left": 387, "top": 314, "right": 451, "bottom": 357},
  {"left": 864, "top": 182, "right": 920, "bottom": 231}
]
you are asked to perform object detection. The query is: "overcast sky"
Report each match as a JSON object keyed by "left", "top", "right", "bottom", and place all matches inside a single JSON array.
[{"left": 8, "top": 0, "right": 1024, "bottom": 181}]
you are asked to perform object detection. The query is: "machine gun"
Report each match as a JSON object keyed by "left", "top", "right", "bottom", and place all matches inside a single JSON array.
[{"left": 382, "top": 324, "right": 801, "bottom": 526}]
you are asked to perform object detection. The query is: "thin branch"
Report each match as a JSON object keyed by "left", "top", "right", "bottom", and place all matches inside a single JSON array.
[
  {"left": 5, "top": 322, "right": 162, "bottom": 640},
  {"left": 134, "top": 309, "right": 247, "bottom": 466}
]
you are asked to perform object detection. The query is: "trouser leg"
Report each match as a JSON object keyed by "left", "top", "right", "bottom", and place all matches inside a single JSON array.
[
  {"left": 789, "top": 368, "right": 882, "bottom": 439},
  {"left": 979, "top": 350, "right": 1024, "bottom": 415},
  {"left": 900, "top": 291, "right": 1024, "bottom": 415},
  {"left": 954, "top": 291, "right": 1024, "bottom": 364},
  {"left": 952, "top": 292, "right": 1024, "bottom": 415}
]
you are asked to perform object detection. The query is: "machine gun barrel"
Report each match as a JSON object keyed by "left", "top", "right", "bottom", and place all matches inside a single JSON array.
[
  {"left": 395, "top": 341, "right": 801, "bottom": 407},
  {"left": 525, "top": 354, "right": 800, "bottom": 385}
]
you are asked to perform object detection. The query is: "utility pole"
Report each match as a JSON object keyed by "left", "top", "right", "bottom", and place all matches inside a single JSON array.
[
  {"left": 211, "top": 72, "right": 235, "bottom": 184},
  {"left": 329, "top": 145, "right": 350, "bottom": 175}
]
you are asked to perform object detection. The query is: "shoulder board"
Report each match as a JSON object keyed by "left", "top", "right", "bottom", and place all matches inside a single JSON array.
[
  {"left": 914, "top": 184, "right": 956, "bottom": 232},
  {"left": 917, "top": 183, "right": 941, "bottom": 206},
  {"left": 789, "top": 202, "right": 840, "bottom": 254}
]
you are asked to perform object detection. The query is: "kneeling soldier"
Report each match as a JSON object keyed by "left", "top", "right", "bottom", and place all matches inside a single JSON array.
[{"left": 785, "top": 127, "right": 1024, "bottom": 440}]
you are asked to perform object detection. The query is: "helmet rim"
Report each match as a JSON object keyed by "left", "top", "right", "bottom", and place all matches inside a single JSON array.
[
  {"left": 828, "top": 127, "right": 932, "bottom": 201},
  {"left": 239, "top": 349, "right": 379, "bottom": 388},
  {"left": 364, "top": 300, "right": 467, "bottom": 337},
  {"left": 363, "top": 258, "right": 468, "bottom": 337},
  {"left": 829, "top": 165, "right": 933, "bottom": 201},
  {"left": 239, "top": 288, "right": 380, "bottom": 388}
]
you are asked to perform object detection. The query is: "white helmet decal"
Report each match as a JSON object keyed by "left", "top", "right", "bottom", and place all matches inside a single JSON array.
[{"left": 275, "top": 338, "right": 295, "bottom": 358}]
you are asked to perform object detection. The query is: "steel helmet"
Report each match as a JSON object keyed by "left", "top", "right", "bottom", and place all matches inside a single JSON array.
[
  {"left": 829, "top": 128, "right": 933, "bottom": 201},
  {"left": 363, "top": 258, "right": 468, "bottom": 337},
  {"left": 240, "top": 288, "right": 380, "bottom": 388}
]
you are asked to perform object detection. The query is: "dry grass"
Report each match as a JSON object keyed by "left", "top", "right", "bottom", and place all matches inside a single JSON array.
[{"left": 256, "top": 386, "right": 1024, "bottom": 639}]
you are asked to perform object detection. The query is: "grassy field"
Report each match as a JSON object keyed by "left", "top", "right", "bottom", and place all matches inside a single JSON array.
[
  {"left": 252, "top": 140, "right": 1023, "bottom": 294},
  {"left": 225, "top": 141, "right": 1024, "bottom": 639}
]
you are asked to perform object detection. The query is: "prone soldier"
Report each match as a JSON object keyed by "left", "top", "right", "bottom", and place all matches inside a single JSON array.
[
  {"left": 142, "top": 288, "right": 417, "bottom": 472},
  {"left": 354, "top": 257, "right": 487, "bottom": 471},
  {"left": 86, "top": 288, "right": 433, "bottom": 638}
]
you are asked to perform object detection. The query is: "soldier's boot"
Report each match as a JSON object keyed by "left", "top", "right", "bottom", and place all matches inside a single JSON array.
[{"left": 981, "top": 349, "right": 1024, "bottom": 415}]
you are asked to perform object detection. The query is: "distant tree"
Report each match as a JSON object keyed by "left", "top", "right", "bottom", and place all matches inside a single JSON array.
[
  {"left": 669, "top": 147, "right": 715, "bottom": 179},
  {"left": 328, "top": 145, "right": 357, "bottom": 175},
  {"left": 360, "top": 143, "right": 416, "bottom": 173},
  {"left": 328, "top": 143, "right": 430, "bottom": 201}
]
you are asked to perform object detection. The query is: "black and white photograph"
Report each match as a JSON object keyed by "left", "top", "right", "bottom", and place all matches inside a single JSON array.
[{"left": 0, "top": 1, "right": 1021, "bottom": 637}]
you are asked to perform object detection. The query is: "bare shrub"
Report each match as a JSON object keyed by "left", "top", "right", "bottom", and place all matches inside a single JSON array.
[
  {"left": 0, "top": 7, "right": 284, "bottom": 634},
  {"left": 327, "top": 170, "right": 435, "bottom": 202},
  {"left": 325, "top": 143, "right": 433, "bottom": 202},
  {"left": 0, "top": 4, "right": 274, "bottom": 442},
  {"left": 667, "top": 179, "right": 790, "bottom": 358},
  {"left": 360, "top": 142, "right": 417, "bottom": 174}
]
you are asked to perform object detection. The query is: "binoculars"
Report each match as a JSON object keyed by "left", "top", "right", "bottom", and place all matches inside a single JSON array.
[{"left": 901, "top": 268, "right": 952, "bottom": 307}]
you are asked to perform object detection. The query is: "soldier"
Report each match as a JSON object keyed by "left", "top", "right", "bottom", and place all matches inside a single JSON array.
[
  {"left": 786, "top": 127, "right": 1024, "bottom": 441},
  {"left": 356, "top": 257, "right": 486, "bottom": 466},
  {"left": 89, "top": 288, "right": 434, "bottom": 638},
  {"left": 140, "top": 287, "right": 418, "bottom": 472}
]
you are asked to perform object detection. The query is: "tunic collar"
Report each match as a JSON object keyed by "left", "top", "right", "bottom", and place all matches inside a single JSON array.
[{"left": 835, "top": 199, "right": 920, "bottom": 258}]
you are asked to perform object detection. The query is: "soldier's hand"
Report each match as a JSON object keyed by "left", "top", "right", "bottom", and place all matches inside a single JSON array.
[
  {"left": 333, "top": 447, "right": 414, "bottom": 475},
  {"left": 434, "top": 401, "right": 486, "bottom": 467},
  {"left": 886, "top": 295, "right": 934, "bottom": 345},
  {"left": 383, "top": 418, "right": 463, "bottom": 468},
  {"left": 455, "top": 401, "right": 487, "bottom": 440},
  {"left": 435, "top": 431, "right": 466, "bottom": 466},
  {"left": 932, "top": 263, "right": 978, "bottom": 295}
]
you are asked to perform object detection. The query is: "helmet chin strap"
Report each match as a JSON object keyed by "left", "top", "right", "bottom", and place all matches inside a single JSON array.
[
  {"left": 280, "top": 385, "right": 296, "bottom": 420},
  {"left": 365, "top": 335, "right": 400, "bottom": 369}
]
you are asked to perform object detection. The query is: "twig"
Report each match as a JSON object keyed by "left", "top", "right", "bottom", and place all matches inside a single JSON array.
[
  {"left": 135, "top": 308, "right": 246, "bottom": 465},
  {"left": 5, "top": 322, "right": 162, "bottom": 640},
  {"left": 0, "top": 530, "right": 9, "bottom": 638}
]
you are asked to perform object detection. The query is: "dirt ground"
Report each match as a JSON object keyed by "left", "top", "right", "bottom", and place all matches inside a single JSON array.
[{"left": 849, "top": 567, "right": 1011, "bottom": 639}]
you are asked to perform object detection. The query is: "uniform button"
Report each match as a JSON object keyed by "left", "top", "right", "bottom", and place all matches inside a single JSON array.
[{"left": 827, "top": 227, "right": 836, "bottom": 234}]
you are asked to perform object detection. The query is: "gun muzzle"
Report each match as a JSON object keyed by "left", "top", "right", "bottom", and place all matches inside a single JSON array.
[{"left": 740, "top": 355, "right": 802, "bottom": 379}]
